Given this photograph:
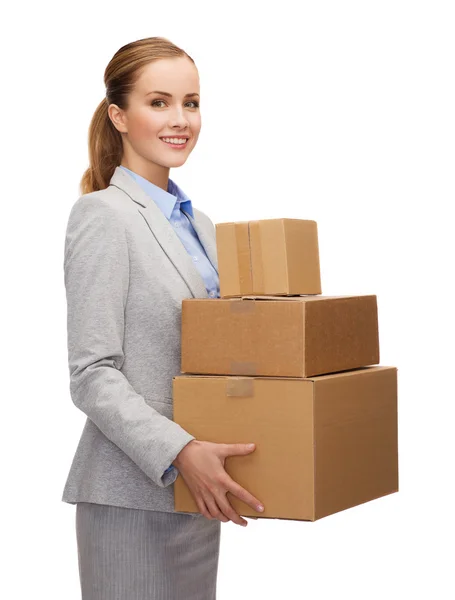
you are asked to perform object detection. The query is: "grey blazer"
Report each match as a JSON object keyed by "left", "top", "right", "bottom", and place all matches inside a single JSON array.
[{"left": 61, "top": 165, "right": 218, "bottom": 515}]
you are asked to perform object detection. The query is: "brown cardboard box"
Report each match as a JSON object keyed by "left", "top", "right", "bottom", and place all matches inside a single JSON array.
[
  {"left": 216, "top": 219, "right": 322, "bottom": 297},
  {"left": 181, "top": 294, "right": 379, "bottom": 378},
  {"left": 173, "top": 366, "right": 398, "bottom": 521}
]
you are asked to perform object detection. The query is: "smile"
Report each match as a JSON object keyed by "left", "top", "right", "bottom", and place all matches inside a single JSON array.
[{"left": 160, "top": 137, "right": 189, "bottom": 149}]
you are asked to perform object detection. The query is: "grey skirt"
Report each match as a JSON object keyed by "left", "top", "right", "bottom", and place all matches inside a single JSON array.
[{"left": 75, "top": 502, "right": 221, "bottom": 600}]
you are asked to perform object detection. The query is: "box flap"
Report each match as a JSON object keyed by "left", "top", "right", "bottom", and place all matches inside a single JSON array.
[
  {"left": 174, "top": 366, "right": 396, "bottom": 383},
  {"left": 239, "top": 294, "right": 375, "bottom": 302}
]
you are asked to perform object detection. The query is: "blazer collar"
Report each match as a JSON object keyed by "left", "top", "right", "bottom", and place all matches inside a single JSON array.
[{"left": 108, "top": 166, "right": 217, "bottom": 299}]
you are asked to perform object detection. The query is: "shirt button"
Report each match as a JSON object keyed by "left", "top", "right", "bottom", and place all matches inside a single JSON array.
[
  {"left": 192, "top": 256, "right": 198, "bottom": 262},
  {"left": 209, "top": 291, "right": 216, "bottom": 297}
]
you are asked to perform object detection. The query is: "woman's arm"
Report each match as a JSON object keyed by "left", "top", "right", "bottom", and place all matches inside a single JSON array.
[{"left": 64, "top": 195, "right": 195, "bottom": 488}]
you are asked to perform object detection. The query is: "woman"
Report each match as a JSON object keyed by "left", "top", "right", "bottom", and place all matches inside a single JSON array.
[{"left": 62, "top": 36, "right": 264, "bottom": 599}]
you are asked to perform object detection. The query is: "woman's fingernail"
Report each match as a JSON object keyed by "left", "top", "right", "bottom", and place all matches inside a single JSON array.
[{"left": 257, "top": 505, "right": 264, "bottom": 512}]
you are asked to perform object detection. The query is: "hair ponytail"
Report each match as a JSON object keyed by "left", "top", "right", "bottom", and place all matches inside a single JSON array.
[{"left": 80, "top": 98, "right": 123, "bottom": 194}]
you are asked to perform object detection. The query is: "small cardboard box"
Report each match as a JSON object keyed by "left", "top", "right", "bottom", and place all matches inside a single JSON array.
[
  {"left": 216, "top": 219, "right": 322, "bottom": 297},
  {"left": 173, "top": 366, "right": 398, "bottom": 521},
  {"left": 181, "top": 295, "right": 379, "bottom": 378}
]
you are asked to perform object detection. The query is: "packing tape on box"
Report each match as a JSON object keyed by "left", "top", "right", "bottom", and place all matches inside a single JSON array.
[
  {"left": 226, "top": 377, "right": 255, "bottom": 397},
  {"left": 231, "top": 221, "right": 266, "bottom": 296},
  {"left": 249, "top": 221, "right": 265, "bottom": 294},
  {"left": 230, "top": 361, "right": 257, "bottom": 375},
  {"left": 246, "top": 222, "right": 254, "bottom": 294},
  {"left": 229, "top": 298, "right": 256, "bottom": 313},
  {"left": 235, "top": 223, "right": 252, "bottom": 296}
]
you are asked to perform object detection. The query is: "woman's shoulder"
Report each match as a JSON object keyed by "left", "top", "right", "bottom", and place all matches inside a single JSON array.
[
  {"left": 68, "top": 185, "right": 133, "bottom": 221},
  {"left": 192, "top": 206, "right": 216, "bottom": 235}
]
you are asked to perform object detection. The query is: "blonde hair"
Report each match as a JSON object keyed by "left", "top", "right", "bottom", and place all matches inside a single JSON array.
[{"left": 80, "top": 37, "right": 195, "bottom": 195}]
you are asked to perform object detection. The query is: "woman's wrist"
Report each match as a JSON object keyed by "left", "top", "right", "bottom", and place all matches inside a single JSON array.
[{"left": 173, "top": 439, "right": 198, "bottom": 468}]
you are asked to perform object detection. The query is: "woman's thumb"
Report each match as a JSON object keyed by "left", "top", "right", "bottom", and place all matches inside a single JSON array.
[{"left": 226, "top": 442, "right": 256, "bottom": 456}]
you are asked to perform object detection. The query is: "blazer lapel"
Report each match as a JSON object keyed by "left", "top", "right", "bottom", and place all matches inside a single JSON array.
[
  {"left": 108, "top": 166, "right": 211, "bottom": 299},
  {"left": 182, "top": 209, "right": 218, "bottom": 274}
]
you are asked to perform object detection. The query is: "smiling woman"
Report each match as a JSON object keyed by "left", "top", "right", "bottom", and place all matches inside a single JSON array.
[{"left": 62, "top": 36, "right": 229, "bottom": 600}]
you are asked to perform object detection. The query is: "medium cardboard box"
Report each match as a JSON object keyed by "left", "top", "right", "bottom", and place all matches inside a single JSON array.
[
  {"left": 181, "top": 294, "right": 379, "bottom": 378},
  {"left": 173, "top": 366, "right": 399, "bottom": 521},
  {"left": 216, "top": 219, "right": 322, "bottom": 297}
]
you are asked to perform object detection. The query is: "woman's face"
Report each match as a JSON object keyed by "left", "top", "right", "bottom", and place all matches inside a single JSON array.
[{"left": 109, "top": 56, "right": 201, "bottom": 171}]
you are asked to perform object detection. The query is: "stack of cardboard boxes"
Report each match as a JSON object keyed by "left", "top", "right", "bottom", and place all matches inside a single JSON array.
[{"left": 172, "top": 219, "right": 399, "bottom": 522}]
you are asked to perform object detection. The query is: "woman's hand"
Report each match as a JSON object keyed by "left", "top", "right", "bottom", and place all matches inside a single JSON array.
[{"left": 173, "top": 440, "right": 264, "bottom": 527}]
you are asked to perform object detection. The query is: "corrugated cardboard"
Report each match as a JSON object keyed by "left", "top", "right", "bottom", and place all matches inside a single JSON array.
[
  {"left": 216, "top": 219, "right": 322, "bottom": 297},
  {"left": 173, "top": 366, "right": 398, "bottom": 521},
  {"left": 181, "top": 294, "right": 379, "bottom": 377}
]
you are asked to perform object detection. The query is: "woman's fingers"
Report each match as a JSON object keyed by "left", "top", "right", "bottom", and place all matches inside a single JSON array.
[
  {"left": 214, "top": 491, "right": 249, "bottom": 527},
  {"left": 223, "top": 475, "right": 264, "bottom": 515},
  {"left": 201, "top": 490, "right": 230, "bottom": 523}
]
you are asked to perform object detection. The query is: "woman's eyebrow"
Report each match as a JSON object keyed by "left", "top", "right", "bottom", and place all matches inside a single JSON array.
[{"left": 146, "top": 90, "right": 200, "bottom": 98}]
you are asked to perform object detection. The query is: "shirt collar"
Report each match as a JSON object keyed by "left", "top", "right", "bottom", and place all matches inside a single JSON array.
[{"left": 119, "top": 165, "right": 194, "bottom": 220}]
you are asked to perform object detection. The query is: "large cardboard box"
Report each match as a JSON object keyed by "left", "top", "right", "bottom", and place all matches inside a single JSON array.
[
  {"left": 216, "top": 219, "right": 322, "bottom": 297},
  {"left": 181, "top": 295, "right": 379, "bottom": 378},
  {"left": 173, "top": 366, "right": 398, "bottom": 521}
]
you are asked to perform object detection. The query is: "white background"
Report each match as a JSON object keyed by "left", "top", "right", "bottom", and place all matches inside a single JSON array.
[{"left": 2, "top": 1, "right": 454, "bottom": 598}]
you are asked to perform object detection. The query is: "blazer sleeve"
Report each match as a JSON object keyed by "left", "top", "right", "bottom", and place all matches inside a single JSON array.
[{"left": 64, "top": 195, "right": 195, "bottom": 488}]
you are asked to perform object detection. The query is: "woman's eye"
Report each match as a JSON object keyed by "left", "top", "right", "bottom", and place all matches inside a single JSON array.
[{"left": 151, "top": 100, "right": 199, "bottom": 108}]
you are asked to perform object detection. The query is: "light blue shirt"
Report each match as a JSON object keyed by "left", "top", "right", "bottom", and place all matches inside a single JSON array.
[
  {"left": 120, "top": 165, "right": 220, "bottom": 476},
  {"left": 120, "top": 165, "right": 219, "bottom": 299}
]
